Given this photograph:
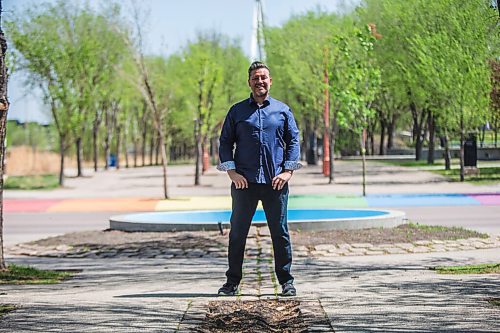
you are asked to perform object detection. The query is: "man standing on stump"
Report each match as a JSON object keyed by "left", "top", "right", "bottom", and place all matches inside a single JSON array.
[{"left": 217, "top": 61, "right": 301, "bottom": 297}]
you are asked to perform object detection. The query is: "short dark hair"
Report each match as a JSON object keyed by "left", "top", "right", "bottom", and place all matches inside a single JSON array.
[{"left": 248, "top": 61, "right": 270, "bottom": 79}]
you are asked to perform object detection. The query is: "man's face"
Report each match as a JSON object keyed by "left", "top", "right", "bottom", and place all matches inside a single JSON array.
[{"left": 248, "top": 68, "right": 272, "bottom": 98}]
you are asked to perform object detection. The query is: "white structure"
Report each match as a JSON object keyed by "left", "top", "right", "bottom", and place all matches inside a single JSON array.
[{"left": 250, "top": 0, "right": 266, "bottom": 62}]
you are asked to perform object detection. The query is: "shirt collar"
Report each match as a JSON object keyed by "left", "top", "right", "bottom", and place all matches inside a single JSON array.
[{"left": 248, "top": 93, "right": 271, "bottom": 107}]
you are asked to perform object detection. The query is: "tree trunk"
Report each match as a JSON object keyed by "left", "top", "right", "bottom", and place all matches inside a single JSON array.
[
  {"left": 124, "top": 127, "right": 129, "bottom": 168},
  {"left": 0, "top": 11, "right": 8, "bottom": 269},
  {"left": 427, "top": 110, "right": 435, "bottom": 164},
  {"left": 155, "top": 135, "right": 160, "bottom": 165},
  {"left": 59, "top": 138, "right": 65, "bottom": 186},
  {"left": 116, "top": 125, "right": 121, "bottom": 170},
  {"left": 409, "top": 96, "right": 427, "bottom": 161},
  {"left": 141, "top": 129, "right": 146, "bottom": 166},
  {"left": 361, "top": 129, "right": 367, "bottom": 196},
  {"left": 149, "top": 132, "right": 154, "bottom": 166},
  {"left": 140, "top": 102, "right": 148, "bottom": 166},
  {"left": 441, "top": 134, "right": 451, "bottom": 170},
  {"left": 305, "top": 122, "right": 317, "bottom": 165},
  {"left": 328, "top": 111, "right": 337, "bottom": 184},
  {"left": 104, "top": 129, "right": 110, "bottom": 170},
  {"left": 479, "top": 125, "right": 485, "bottom": 148},
  {"left": 495, "top": 117, "right": 498, "bottom": 147},
  {"left": 379, "top": 120, "right": 386, "bottom": 155},
  {"left": 159, "top": 139, "right": 169, "bottom": 199},
  {"left": 387, "top": 113, "right": 396, "bottom": 150},
  {"left": 92, "top": 122, "right": 99, "bottom": 172},
  {"left": 133, "top": 138, "right": 138, "bottom": 167},
  {"left": 75, "top": 137, "right": 83, "bottom": 176},
  {"left": 141, "top": 121, "right": 146, "bottom": 166},
  {"left": 459, "top": 113, "right": 465, "bottom": 182},
  {"left": 369, "top": 130, "right": 375, "bottom": 156}
]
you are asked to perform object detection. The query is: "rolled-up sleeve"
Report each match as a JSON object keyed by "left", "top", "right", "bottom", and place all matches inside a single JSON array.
[
  {"left": 217, "top": 110, "right": 236, "bottom": 171},
  {"left": 283, "top": 109, "right": 302, "bottom": 170}
]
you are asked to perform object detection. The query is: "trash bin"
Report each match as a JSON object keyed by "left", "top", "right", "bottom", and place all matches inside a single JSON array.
[
  {"left": 109, "top": 154, "right": 117, "bottom": 167},
  {"left": 464, "top": 134, "right": 477, "bottom": 167}
]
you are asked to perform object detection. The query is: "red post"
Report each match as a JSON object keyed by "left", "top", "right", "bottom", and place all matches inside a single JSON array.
[
  {"left": 202, "top": 145, "right": 210, "bottom": 173},
  {"left": 322, "top": 49, "right": 330, "bottom": 177}
]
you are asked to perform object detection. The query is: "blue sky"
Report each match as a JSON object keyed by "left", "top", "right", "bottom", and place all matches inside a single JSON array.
[{"left": 4, "top": 0, "right": 361, "bottom": 123}]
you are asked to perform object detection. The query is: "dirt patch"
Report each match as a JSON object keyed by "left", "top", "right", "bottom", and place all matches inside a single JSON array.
[
  {"left": 10, "top": 224, "right": 490, "bottom": 259},
  {"left": 29, "top": 224, "right": 485, "bottom": 249},
  {"left": 290, "top": 224, "right": 487, "bottom": 247},
  {"left": 11, "top": 230, "right": 228, "bottom": 259},
  {"left": 196, "top": 300, "right": 307, "bottom": 333},
  {"left": 30, "top": 229, "right": 227, "bottom": 249}
]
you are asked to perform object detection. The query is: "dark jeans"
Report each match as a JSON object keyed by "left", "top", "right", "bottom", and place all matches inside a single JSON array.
[{"left": 226, "top": 182, "right": 293, "bottom": 286}]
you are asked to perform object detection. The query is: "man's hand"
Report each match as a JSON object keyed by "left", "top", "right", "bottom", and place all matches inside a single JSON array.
[
  {"left": 272, "top": 170, "right": 293, "bottom": 190},
  {"left": 228, "top": 170, "right": 248, "bottom": 189}
]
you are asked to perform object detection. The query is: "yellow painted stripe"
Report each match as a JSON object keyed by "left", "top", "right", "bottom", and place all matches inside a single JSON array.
[
  {"left": 155, "top": 196, "right": 231, "bottom": 211},
  {"left": 47, "top": 198, "right": 158, "bottom": 212}
]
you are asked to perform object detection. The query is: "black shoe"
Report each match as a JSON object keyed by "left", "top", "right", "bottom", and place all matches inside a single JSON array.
[
  {"left": 281, "top": 282, "right": 296, "bottom": 296},
  {"left": 218, "top": 283, "right": 239, "bottom": 296}
]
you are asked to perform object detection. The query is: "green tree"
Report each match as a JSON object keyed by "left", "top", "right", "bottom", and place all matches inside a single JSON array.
[
  {"left": 267, "top": 11, "right": 342, "bottom": 177},
  {"left": 332, "top": 27, "right": 381, "bottom": 195},
  {"left": 121, "top": 5, "right": 171, "bottom": 198},
  {"left": 175, "top": 33, "right": 247, "bottom": 185},
  {"left": 7, "top": 1, "right": 128, "bottom": 184},
  {"left": 404, "top": 0, "right": 493, "bottom": 179}
]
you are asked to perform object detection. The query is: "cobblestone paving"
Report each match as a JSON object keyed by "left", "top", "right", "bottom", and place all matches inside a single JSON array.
[{"left": 7, "top": 229, "right": 500, "bottom": 260}]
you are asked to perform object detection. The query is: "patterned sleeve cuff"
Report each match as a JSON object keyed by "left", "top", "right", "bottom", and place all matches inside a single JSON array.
[
  {"left": 284, "top": 161, "right": 302, "bottom": 170},
  {"left": 217, "top": 161, "right": 236, "bottom": 171}
]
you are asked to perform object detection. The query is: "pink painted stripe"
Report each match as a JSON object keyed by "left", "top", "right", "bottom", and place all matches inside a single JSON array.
[
  {"left": 470, "top": 194, "right": 500, "bottom": 205},
  {"left": 4, "top": 199, "right": 64, "bottom": 213}
]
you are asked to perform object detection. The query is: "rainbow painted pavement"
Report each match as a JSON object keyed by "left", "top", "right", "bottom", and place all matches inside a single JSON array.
[{"left": 5, "top": 193, "right": 500, "bottom": 213}]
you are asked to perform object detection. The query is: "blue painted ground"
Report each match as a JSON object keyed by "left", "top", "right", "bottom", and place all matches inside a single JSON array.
[
  {"left": 120, "top": 209, "right": 388, "bottom": 224},
  {"left": 288, "top": 193, "right": 500, "bottom": 208}
]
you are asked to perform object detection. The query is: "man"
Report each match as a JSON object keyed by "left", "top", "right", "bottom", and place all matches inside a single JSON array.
[{"left": 217, "top": 61, "right": 301, "bottom": 297}]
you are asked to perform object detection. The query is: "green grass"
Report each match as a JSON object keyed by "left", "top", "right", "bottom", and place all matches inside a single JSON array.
[
  {"left": 431, "top": 263, "right": 500, "bottom": 275},
  {"left": 488, "top": 298, "right": 500, "bottom": 307},
  {"left": 406, "top": 222, "right": 488, "bottom": 238},
  {"left": 434, "top": 167, "right": 500, "bottom": 184},
  {"left": 408, "top": 223, "right": 452, "bottom": 232},
  {"left": 0, "top": 264, "right": 74, "bottom": 284},
  {"left": 4, "top": 174, "right": 59, "bottom": 190},
  {"left": 0, "top": 304, "right": 16, "bottom": 317},
  {"left": 381, "top": 160, "right": 446, "bottom": 167}
]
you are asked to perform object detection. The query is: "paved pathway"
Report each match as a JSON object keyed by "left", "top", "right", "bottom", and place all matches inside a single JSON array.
[
  {"left": 5, "top": 161, "right": 500, "bottom": 199},
  {"left": 2, "top": 161, "right": 500, "bottom": 331},
  {"left": 2, "top": 241, "right": 499, "bottom": 332}
]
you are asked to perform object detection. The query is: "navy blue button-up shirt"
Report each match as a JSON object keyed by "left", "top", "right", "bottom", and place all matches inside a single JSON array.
[{"left": 217, "top": 95, "right": 302, "bottom": 184}]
